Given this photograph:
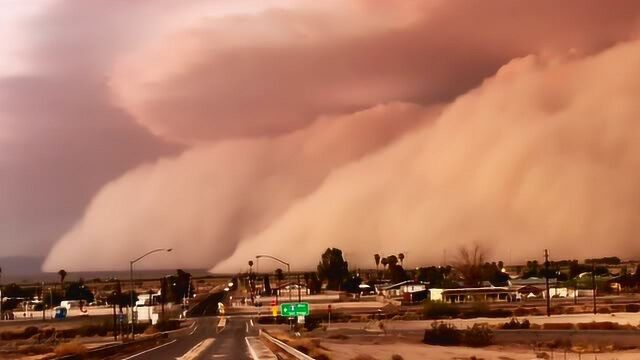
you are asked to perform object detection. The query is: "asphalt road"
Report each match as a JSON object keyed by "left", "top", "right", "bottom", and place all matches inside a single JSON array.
[{"left": 116, "top": 316, "right": 258, "bottom": 360}]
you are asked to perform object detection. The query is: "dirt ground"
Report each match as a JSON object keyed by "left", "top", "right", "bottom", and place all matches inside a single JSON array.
[{"left": 323, "top": 341, "right": 640, "bottom": 360}]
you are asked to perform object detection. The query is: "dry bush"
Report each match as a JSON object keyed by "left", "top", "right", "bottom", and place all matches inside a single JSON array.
[
  {"left": 542, "top": 323, "right": 574, "bottom": 330},
  {"left": 288, "top": 338, "right": 321, "bottom": 354},
  {"left": 327, "top": 333, "right": 349, "bottom": 340},
  {"left": 54, "top": 341, "right": 88, "bottom": 356},
  {"left": 390, "top": 354, "right": 404, "bottom": 360},
  {"left": 597, "top": 307, "right": 612, "bottom": 314}
]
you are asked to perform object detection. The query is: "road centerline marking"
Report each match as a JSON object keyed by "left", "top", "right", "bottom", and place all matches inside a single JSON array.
[{"left": 176, "top": 338, "right": 215, "bottom": 360}]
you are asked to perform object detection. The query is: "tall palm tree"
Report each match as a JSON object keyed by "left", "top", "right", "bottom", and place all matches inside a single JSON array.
[
  {"left": 58, "top": 269, "right": 68, "bottom": 297},
  {"left": 398, "top": 253, "right": 405, "bottom": 266},
  {"left": 380, "top": 257, "right": 389, "bottom": 279},
  {"left": 374, "top": 254, "right": 380, "bottom": 270},
  {"left": 248, "top": 260, "right": 254, "bottom": 273}
]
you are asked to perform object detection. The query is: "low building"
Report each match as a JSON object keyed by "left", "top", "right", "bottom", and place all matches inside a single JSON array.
[
  {"left": 429, "top": 287, "right": 515, "bottom": 303},
  {"left": 380, "top": 280, "right": 428, "bottom": 298}
]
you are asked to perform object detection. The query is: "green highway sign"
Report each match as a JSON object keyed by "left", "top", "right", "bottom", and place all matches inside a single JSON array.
[{"left": 280, "top": 302, "right": 310, "bottom": 317}]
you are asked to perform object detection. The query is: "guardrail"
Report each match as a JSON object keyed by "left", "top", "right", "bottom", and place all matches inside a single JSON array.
[{"left": 260, "top": 331, "right": 315, "bottom": 360}]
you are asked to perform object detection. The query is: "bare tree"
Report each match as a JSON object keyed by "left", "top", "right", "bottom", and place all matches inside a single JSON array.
[{"left": 455, "top": 244, "right": 486, "bottom": 287}]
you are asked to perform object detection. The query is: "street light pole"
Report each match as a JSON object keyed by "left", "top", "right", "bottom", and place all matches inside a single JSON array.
[
  {"left": 256, "top": 255, "right": 292, "bottom": 301},
  {"left": 129, "top": 248, "right": 172, "bottom": 340}
]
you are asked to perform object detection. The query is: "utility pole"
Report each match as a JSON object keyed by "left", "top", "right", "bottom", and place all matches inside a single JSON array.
[
  {"left": 297, "top": 273, "right": 301, "bottom": 303},
  {"left": 41, "top": 282, "right": 45, "bottom": 320},
  {"left": 544, "top": 249, "right": 551, "bottom": 317},
  {"left": 112, "top": 291, "right": 118, "bottom": 341},
  {"left": 592, "top": 261, "right": 597, "bottom": 315}
]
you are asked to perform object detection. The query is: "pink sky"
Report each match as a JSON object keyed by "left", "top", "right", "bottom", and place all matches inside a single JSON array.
[{"left": 2, "top": 1, "right": 640, "bottom": 271}]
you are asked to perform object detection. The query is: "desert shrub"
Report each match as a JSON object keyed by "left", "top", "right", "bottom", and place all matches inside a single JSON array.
[
  {"left": 542, "top": 323, "right": 574, "bottom": 330},
  {"left": 597, "top": 307, "right": 611, "bottom": 314},
  {"left": 54, "top": 341, "right": 88, "bottom": 356},
  {"left": 460, "top": 303, "right": 511, "bottom": 319},
  {"left": 327, "top": 333, "right": 349, "bottom": 340},
  {"left": 391, "top": 355, "right": 404, "bottom": 360},
  {"left": 488, "top": 308, "right": 513, "bottom": 318},
  {"left": 462, "top": 324, "right": 493, "bottom": 347},
  {"left": 565, "top": 307, "right": 575, "bottom": 314},
  {"left": 501, "top": 318, "right": 530, "bottom": 329},
  {"left": 423, "top": 322, "right": 461, "bottom": 345},
  {"left": 288, "top": 338, "right": 321, "bottom": 354},
  {"left": 59, "top": 328, "right": 78, "bottom": 338},
  {"left": 423, "top": 302, "right": 460, "bottom": 319},
  {"left": 625, "top": 303, "right": 640, "bottom": 313},
  {"left": 23, "top": 326, "right": 39, "bottom": 338},
  {"left": 304, "top": 315, "right": 322, "bottom": 331},
  {"left": 513, "top": 307, "right": 530, "bottom": 316}
]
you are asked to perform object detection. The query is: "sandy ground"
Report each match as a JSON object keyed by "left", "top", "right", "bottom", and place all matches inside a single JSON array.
[{"left": 324, "top": 342, "right": 640, "bottom": 360}]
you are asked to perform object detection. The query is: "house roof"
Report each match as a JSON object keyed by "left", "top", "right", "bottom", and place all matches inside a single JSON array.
[
  {"left": 509, "top": 277, "right": 557, "bottom": 286},
  {"left": 381, "top": 280, "right": 428, "bottom": 290},
  {"left": 438, "top": 287, "right": 511, "bottom": 295}
]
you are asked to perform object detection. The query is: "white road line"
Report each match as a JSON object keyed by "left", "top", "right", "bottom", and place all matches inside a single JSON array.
[
  {"left": 250, "top": 319, "right": 254, "bottom": 327},
  {"left": 121, "top": 339, "right": 177, "bottom": 360},
  {"left": 189, "top": 325, "right": 198, "bottom": 336},
  {"left": 245, "top": 336, "right": 278, "bottom": 360},
  {"left": 245, "top": 322, "right": 249, "bottom": 333},
  {"left": 176, "top": 338, "right": 215, "bottom": 360},
  {"left": 245, "top": 337, "right": 259, "bottom": 360}
]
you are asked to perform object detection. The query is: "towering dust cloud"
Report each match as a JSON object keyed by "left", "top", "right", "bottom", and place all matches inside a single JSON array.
[{"left": 38, "top": 1, "right": 640, "bottom": 272}]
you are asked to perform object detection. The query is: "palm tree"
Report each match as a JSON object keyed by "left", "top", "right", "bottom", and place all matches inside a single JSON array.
[
  {"left": 381, "top": 257, "right": 389, "bottom": 279},
  {"left": 58, "top": 269, "right": 67, "bottom": 297},
  {"left": 374, "top": 254, "right": 380, "bottom": 270},
  {"left": 398, "top": 253, "right": 405, "bottom": 266},
  {"left": 58, "top": 269, "right": 67, "bottom": 287},
  {"left": 248, "top": 260, "right": 254, "bottom": 273}
]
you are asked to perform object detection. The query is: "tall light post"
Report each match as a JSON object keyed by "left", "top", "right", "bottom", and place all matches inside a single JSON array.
[
  {"left": 129, "top": 248, "right": 172, "bottom": 340},
  {"left": 256, "top": 255, "right": 292, "bottom": 301}
]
